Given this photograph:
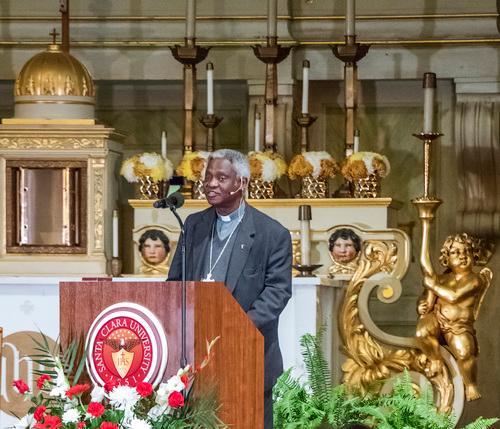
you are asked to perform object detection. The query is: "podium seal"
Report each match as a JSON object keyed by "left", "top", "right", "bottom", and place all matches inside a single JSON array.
[{"left": 85, "top": 302, "right": 168, "bottom": 387}]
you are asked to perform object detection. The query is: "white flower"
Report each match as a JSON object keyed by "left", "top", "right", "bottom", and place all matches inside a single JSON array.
[
  {"left": 303, "top": 151, "right": 332, "bottom": 179},
  {"left": 14, "top": 414, "right": 34, "bottom": 429},
  {"left": 177, "top": 365, "right": 191, "bottom": 377},
  {"left": 155, "top": 383, "right": 169, "bottom": 405},
  {"left": 147, "top": 404, "right": 169, "bottom": 420},
  {"left": 164, "top": 158, "right": 174, "bottom": 180},
  {"left": 91, "top": 385, "right": 106, "bottom": 402},
  {"left": 127, "top": 418, "right": 152, "bottom": 429},
  {"left": 62, "top": 408, "right": 80, "bottom": 424},
  {"left": 121, "top": 160, "right": 138, "bottom": 183},
  {"left": 261, "top": 156, "right": 278, "bottom": 182},
  {"left": 140, "top": 153, "right": 162, "bottom": 169},
  {"left": 165, "top": 375, "right": 186, "bottom": 393},
  {"left": 108, "top": 385, "right": 140, "bottom": 411},
  {"left": 49, "top": 367, "right": 69, "bottom": 398}
]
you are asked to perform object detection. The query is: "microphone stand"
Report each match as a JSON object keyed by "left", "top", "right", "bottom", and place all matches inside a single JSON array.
[{"left": 169, "top": 206, "right": 188, "bottom": 369}]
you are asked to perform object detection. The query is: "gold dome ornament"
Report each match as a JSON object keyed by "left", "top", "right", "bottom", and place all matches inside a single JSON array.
[{"left": 13, "top": 43, "right": 95, "bottom": 119}]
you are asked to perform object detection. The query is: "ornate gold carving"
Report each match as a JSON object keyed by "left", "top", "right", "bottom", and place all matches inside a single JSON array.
[
  {"left": 92, "top": 160, "right": 105, "bottom": 252},
  {"left": 15, "top": 44, "right": 95, "bottom": 97},
  {"left": 138, "top": 176, "right": 161, "bottom": 200},
  {"left": 0, "top": 137, "right": 104, "bottom": 149},
  {"left": 340, "top": 239, "right": 455, "bottom": 413},
  {"left": 191, "top": 179, "right": 206, "bottom": 200}
]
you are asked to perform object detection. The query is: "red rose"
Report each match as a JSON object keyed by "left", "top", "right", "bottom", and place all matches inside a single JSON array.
[
  {"left": 77, "top": 423, "right": 86, "bottom": 429},
  {"left": 87, "top": 401, "right": 105, "bottom": 417},
  {"left": 104, "top": 380, "right": 118, "bottom": 392},
  {"left": 135, "top": 381, "right": 153, "bottom": 397},
  {"left": 36, "top": 374, "right": 52, "bottom": 390},
  {"left": 66, "top": 383, "right": 90, "bottom": 399},
  {"left": 34, "top": 406, "right": 46, "bottom": 422},
  {"left": 99, "top": 422, "right": 119, "bottom": 429},
  {"left": 168, "top": 391, "right": 185, "bottom": 408},
  {"left": 12, "top": 379, "right": 30, "bottom": 394},
  {"left": 180, "top": 374, "right": 189, "bottom": 388},
  {"left": 34, "top": 415, "right": 63, "bottom": 429}
]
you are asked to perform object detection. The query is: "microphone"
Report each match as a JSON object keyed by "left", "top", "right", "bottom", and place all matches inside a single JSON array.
[
  {"left": 153, "top": 191, "right": 185, "bottom": 209},
  {"left": 229, "top": 183, "right": 243, "bottom": 195}
]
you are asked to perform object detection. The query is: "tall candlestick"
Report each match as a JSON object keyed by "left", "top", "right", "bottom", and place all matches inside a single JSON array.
[
  {"left": 254, "top": 112, "right": 261, "bottom": 152},
  {"left": 346, "top": 0, "right": 355, "bottom": 36},
  {"left": 353, "top": 129, "right": 360, "bottom": 153},
  {"left": 299, "top": 205, "right": 312, "bottom": 266},
  {"left": 186, "top": 0, "right": 196, "bottom": 39},
  {"left": 206, "top": 62, "right": 214, "bottom": 115},
  {"left": 161, "top": 130, "right": 167, "bottom": 159},
  {"left": 423, "top": 72, "right": 436, "bottom": 134},
  {"left": 301, "top": 60, "right": 310, "bottom": 114},
  {"left": 112, "top": 209, "right": 119, "bottom": 258},
  {"left": 267, "top": 0, "right": 277, "bottom": 38}
]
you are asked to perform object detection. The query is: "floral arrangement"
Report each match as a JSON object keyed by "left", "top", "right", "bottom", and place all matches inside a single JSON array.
[
  {"left": 176, "top": 151, "right": 210, "bottom": 182},
  {"left": 12, "top": 335, "right": 225, "bottom": 429},
  {"left": 287, "top": 151, "right": 339, "bottom": 180},
  {"left": 248, "top": 151, "right": 287, "bottom": 182},
  {"left": 120, "top": 153, "right": 174, "bottom": 183},
  {"left": 341, "top": 151, "right": 390, "bottom": 181}
]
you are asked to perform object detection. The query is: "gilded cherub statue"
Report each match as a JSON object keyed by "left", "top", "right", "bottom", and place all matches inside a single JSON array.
[{"left": 416, "top": 233, "right": 493, "bottom": 401}]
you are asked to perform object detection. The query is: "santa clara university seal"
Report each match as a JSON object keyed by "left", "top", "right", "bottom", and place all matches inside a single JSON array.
[{"left": 86, "top": 302, "right": 168, "bottom": 387}]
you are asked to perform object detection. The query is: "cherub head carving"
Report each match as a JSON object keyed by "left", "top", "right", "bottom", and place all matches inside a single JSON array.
[
  {"left": 138, "top": 229, "right": 170, "bottom": 274},
  {"left": 328, "top": 228, "right": 362, "bottom": 276}
]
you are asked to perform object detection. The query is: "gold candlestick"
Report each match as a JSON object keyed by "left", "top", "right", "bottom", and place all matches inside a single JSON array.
[
  {"left": 253, "top": 36, "right": 291, "bottom": 152},
  {"left": 199, "top": 114, "right": 223, "bottom": 152},
  {"left": 331, "top": 35, "right": 370, "bottom": 157},
  {"left": 294, "top": 113, "right": 317, "bottom": 153},
  {"left": 412, "top": 132, "right": 443, "bottom": 200},
  {"left": 170, "top": 38, "right": 210, "bottom": 153}
]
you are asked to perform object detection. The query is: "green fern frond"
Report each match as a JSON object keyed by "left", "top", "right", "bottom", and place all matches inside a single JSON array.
[
  {"left": 461, "top": 417, "right": 499, "bottom": 429},
  {"left": 300, "top": 332, "right": 331, "bottom": 402}
]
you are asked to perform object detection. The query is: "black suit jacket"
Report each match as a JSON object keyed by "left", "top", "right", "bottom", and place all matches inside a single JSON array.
[{"left": 168, "top": 204, "right": 292, "bottom": 391}]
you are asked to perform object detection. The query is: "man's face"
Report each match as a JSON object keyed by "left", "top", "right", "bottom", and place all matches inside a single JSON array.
[
  {"left": 332, "top": 238, "right": 358, "bottom": 263},
  {"left": 448, "top": 242, "right": 473, "bottom": 273},
  {"left": 141, "top": 238, "right": 167, "bottom": 264},
  {"left": 203, "top": 158, "right": 243, "bottom": 209}
]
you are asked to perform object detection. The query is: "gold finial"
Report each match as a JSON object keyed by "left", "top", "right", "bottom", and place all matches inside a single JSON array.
[{"left": 49, "top": 28, "right": 60, "bottom": 44}]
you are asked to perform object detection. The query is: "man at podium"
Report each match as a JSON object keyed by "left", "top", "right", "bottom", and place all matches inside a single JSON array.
[{"left": 168, "top": 149, "right": 292, "bottom": 429}]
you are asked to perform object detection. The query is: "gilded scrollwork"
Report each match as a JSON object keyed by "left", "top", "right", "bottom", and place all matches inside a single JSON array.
[
  {"left": 339, "top": 239, "right": 456, "bottom": 413},
  {"left": 0, "top": 138, "right": 104, "bottom": 150}
]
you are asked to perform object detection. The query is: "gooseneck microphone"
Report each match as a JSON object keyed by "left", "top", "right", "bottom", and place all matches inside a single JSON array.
[
  {"left": 153, "top": 192, "right": 185, "bottom": 209},
  {"left": 153, "top": 190, "right": 188, "bottom": 368}
]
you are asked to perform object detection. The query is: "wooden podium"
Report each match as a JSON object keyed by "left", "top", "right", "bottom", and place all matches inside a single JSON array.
[{"left": 60, "top": 280, "right": 264, "bottom": 428}]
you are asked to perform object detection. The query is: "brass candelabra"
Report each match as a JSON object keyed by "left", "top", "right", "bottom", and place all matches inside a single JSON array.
[
  {"left": 253, "top": 36, "right": 291, "bottom": 152},
  {"left": 331, "top": 35, "right": 370, "bottom": 157},
  {"left": 294, "top": 113, "right": 317, "bottom": 153},
  {"left": 199, "top": 114, "right": 223, "bottom": 152},
  {"left": 170, "top": 38, "right": 210, "bottom": 153}
]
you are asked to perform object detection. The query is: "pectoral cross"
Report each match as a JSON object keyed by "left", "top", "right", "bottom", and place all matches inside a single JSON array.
[{"left": 202, "top": 273, "right": 214, "bottom": 282}]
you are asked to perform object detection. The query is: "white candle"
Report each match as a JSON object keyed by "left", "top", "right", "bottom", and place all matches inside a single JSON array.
[
  {"left": 254, "top": 112, "right": 261, "bottom": 152},
  {"left": 161, "top": 130, "right": 167, "bottom": 159},
  {"left": 301, "top": 60, "right": 310, "bottom": 114},
  {"left": 207, "top": 62, "right": 214, "bottom": 115},
  {"left": 186, "top": 0, "right": 196, "bottom": 39},
  {"left": 300, "top": 219, "right": 311, "bottom": 266},
  {"left": 353, "top": 129, "right": 360, "bottom": 153},
  {"left": 112, "top": 209, "right": 119, "bottom": 258},
  {"left": 346, "top": 0, "right": 355, "bottom": 36},
  {"left": 267, "top": 0, "right": 277, "bottom": 38},
  {"left": 423, "top": 73, "right": 436, "bottom": 133}
]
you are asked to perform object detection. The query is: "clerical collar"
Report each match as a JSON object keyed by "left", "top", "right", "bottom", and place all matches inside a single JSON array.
[{"left": 216, "top": 201, "right": 245, "bottom": 223}]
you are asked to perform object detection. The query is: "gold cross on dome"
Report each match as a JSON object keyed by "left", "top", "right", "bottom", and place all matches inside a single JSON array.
[{"left": 49, "top": 28, "right": 60, "bottom": 44}]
